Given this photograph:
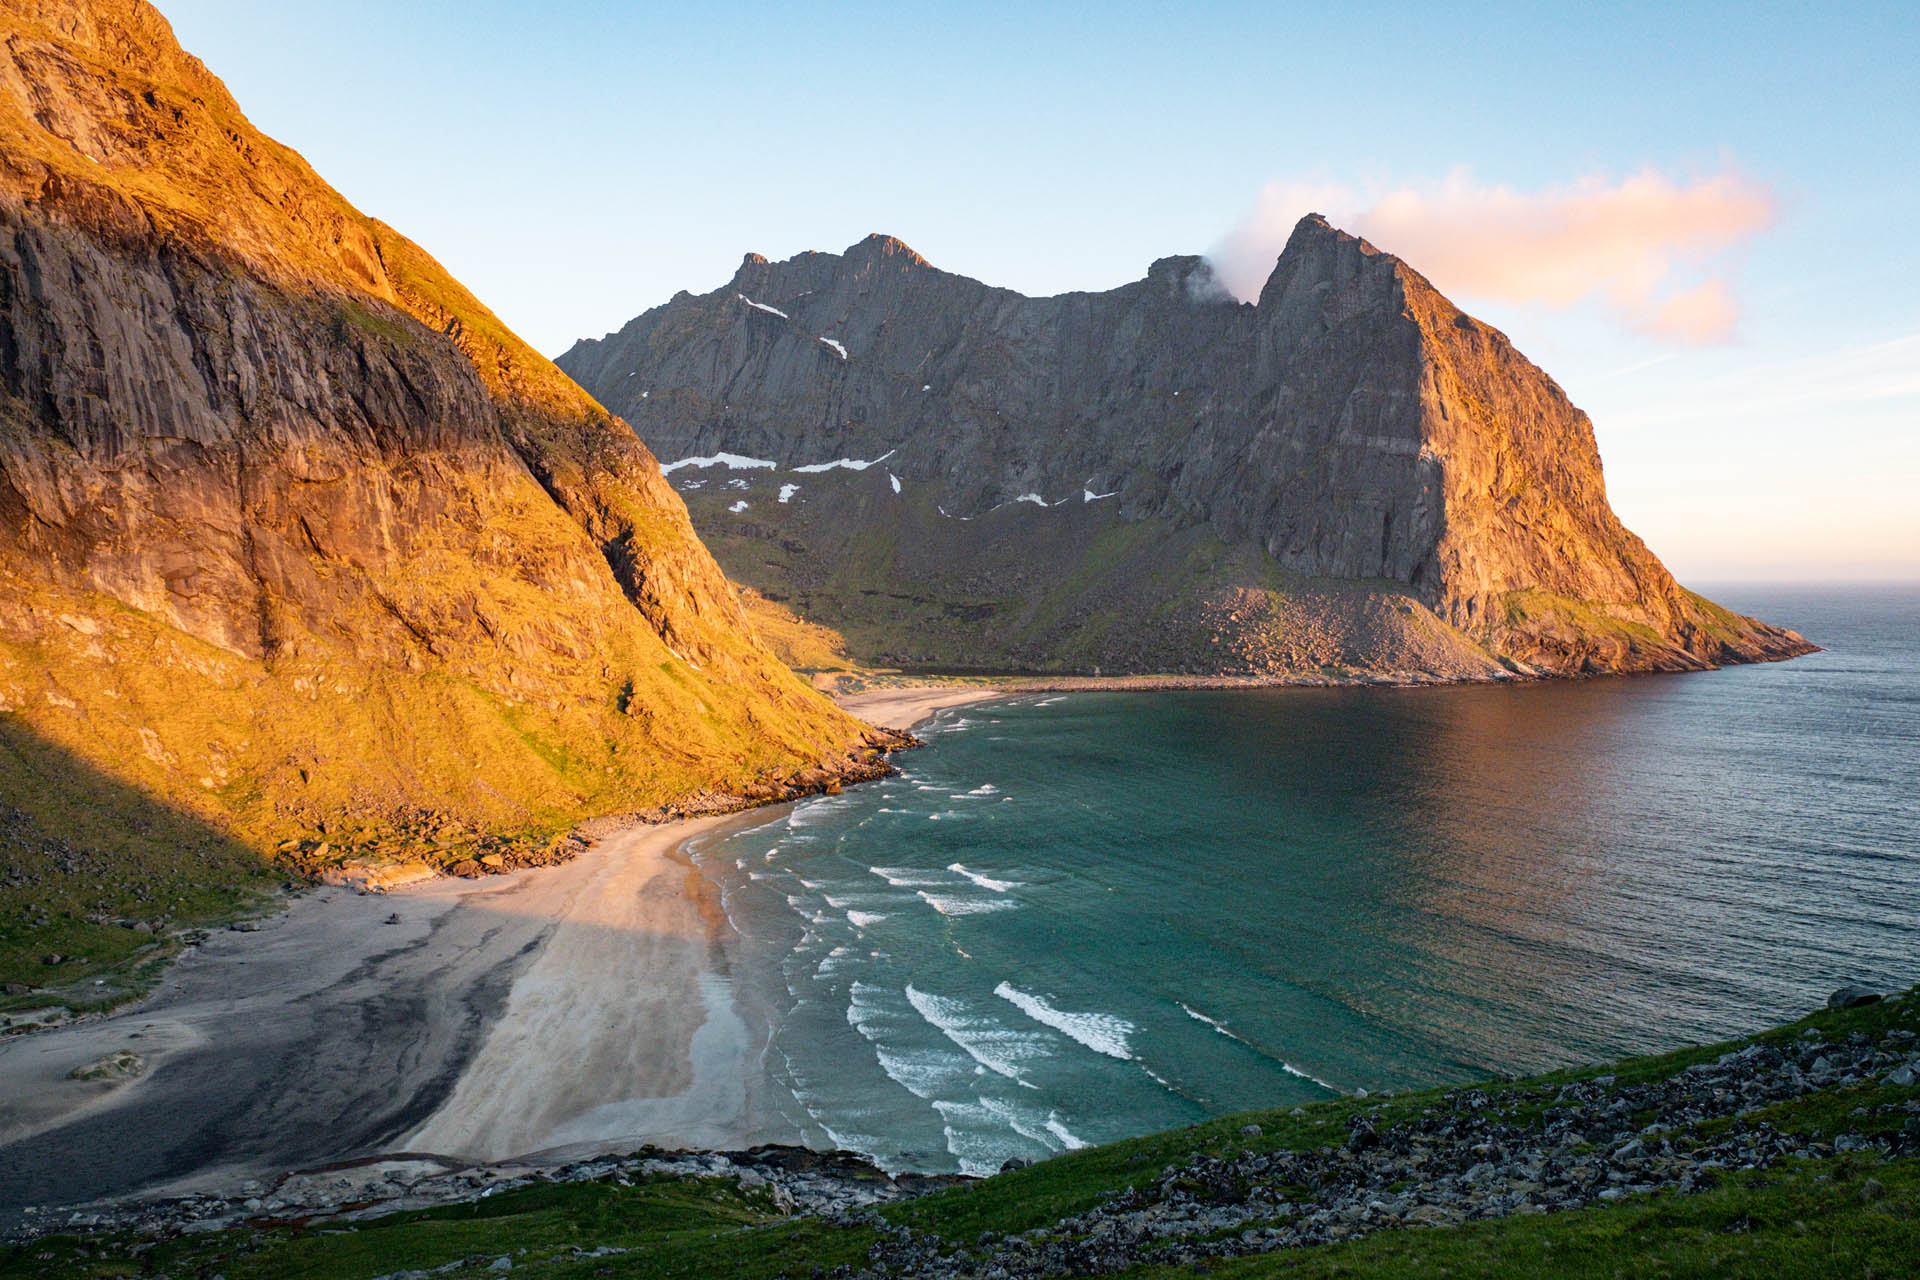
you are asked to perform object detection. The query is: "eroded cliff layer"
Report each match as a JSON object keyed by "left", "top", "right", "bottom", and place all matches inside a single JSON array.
[
  {"left": 560, "top": 224, "right": 1811, "bottom": 678},
  {"left": 0, "top": 0, "right": 893, "bottom": 867}
]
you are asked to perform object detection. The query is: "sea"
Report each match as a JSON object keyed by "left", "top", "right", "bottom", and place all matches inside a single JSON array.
[{"left": 686, "top": 585, "right": 1920, "bottom": 1176}]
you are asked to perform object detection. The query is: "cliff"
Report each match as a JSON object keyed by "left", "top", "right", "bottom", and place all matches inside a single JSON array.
[
  {"left": 560, "top": 223, "right": 1811, "bottom": 678},
  {"left": 0, "top": 0, "right": 896, "bottom": 885}
]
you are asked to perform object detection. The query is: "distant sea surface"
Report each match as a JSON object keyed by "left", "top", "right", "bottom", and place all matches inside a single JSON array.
[{"left": 690, "top": 585, "right": 1920, "bottom": 1175}]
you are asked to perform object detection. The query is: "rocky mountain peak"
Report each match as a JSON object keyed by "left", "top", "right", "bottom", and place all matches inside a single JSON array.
[
  {"left": 561, "top": 216, "right": 1811, "bottom": 680},
  {"left": 845, "top": 232, "right": 929, "bottom": 267}
]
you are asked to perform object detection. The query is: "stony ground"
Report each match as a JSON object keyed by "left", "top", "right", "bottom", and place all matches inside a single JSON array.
[
  {"left": 842, "top": 990, "right": 1920, "bottom": 1277},
  {"left": 5, "top": 986, "right": 1916, "bottom": 1278}
]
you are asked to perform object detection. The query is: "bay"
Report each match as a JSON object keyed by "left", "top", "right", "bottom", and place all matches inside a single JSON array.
[{"left": 690, "top": 584, "right": 1920, "bottom": 1174}]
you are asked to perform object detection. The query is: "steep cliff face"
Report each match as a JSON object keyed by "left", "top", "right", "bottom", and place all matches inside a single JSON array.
[
  {"left": 560, "top": 222, "right": 1810, "bottom": 677},
  {"left": 0, "top": 0, "right": 891, "bottom": 867}
]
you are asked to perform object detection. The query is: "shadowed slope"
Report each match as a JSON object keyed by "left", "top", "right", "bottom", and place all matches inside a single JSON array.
[{"left": 0, "top": 0, "right": 897, "bottom": 883}]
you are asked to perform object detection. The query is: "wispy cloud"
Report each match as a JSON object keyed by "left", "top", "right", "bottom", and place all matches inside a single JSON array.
[
  {"left": 1211, "top": 169, "right": 1777, "bottom": 344},
  {"left": 1605, "top": 332, "right": 1920, "bottom": 428}
]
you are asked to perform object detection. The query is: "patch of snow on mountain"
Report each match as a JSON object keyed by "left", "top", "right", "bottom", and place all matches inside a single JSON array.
[
  {"left": 660, "top": 452, "right": 778, "bottom": 474},
  {"left": 819, "top": 337, "right": 849, "bottom": 359},
  {"left": 737, "top": 293, "right": 789, "bottom": 319},
  {"left": 793, "top": 449, "right": 896, "bottom": 474}
]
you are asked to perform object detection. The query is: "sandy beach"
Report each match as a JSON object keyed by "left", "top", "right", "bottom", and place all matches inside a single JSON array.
[
  {"left": 833, "top": 684, "right": 1002, "bottom": 731},
  {"left": 0, "top": 683, "right": 1002, "bottom": 1220}
]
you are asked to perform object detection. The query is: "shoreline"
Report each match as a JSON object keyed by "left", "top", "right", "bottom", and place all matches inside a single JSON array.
[
  {"left": 0, "top": 815, "right": 803, "bottom": 1220},
  {"left": 0, "top": 684, "right": 1008, "bottom": 1221},
  {"left": 832, "top": 683, "right": 1006, "bottom": 729}
]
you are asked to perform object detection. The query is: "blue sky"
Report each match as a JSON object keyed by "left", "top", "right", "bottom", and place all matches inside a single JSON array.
[{"left": 160, "top": 0, "right": 1918, "bottom": 580}]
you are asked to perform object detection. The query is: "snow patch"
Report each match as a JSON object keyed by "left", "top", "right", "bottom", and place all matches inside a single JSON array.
[
  {"left": 1083, "top": 488, "right": 1118, "bottom": 502},
  {"left": 1015, "top": 493, "right": 1048, "bottom": 507},
  {"left": 729, "top": 500, "right": 749, "bottom": 513},
  {"left": 661, "top": 452, "right": 777, "bottom": 474},
  {"left": 819, "top": 337, "right": 848, "bottom": 360},
  {"left": 888, "top": 472, "right": 902, "bottom": 494},
  {"left": 778, "top": 483, "right": 800, "bottom": 503},
  {"left": 737, "top": 293, "right": 789, "bottom": 319},
  {"left": 793, "top": 449, "right": 895, "bottom": 474}
]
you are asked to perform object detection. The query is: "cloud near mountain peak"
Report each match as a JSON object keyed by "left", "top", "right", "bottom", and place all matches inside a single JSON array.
[{"left": 1212, "top": 168, "right": 1776, "bottom": 345}]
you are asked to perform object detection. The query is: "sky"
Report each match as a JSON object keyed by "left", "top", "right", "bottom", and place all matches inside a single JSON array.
[{"left": 158, "top": 0, "right": 1920, "bottom": 582}]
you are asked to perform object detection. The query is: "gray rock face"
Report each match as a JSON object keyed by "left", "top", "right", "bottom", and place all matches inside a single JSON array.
[
  {"left": 561, "top": 223, "right": 1812, "bottom": 677},
  {"left": 0, "top": 0, "right": 882, "bottom": 844}
]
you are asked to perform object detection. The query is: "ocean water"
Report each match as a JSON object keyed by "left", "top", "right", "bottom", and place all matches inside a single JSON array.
[{"left": 689, "top": 585, "right": 1920, "bottom": 1175}]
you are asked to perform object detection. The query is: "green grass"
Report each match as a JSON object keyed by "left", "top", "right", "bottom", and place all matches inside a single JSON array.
[
  {"left": 0, "top": 716, "right": 282, "bottom": 1001},
  {"left": 11, "top": 990, "right": 1915, "bottom": 1279},
  {"left": 0, "top": 1178, "right": 877, "bottom": 1280},
  {"left": 1122, "top": 1156, "right": 1920, "bottom": 1278}
]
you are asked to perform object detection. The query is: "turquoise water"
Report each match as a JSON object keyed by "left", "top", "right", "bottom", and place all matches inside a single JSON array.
[{"left": 689, "top": 585, "right": 1920, "bottom": 1175}]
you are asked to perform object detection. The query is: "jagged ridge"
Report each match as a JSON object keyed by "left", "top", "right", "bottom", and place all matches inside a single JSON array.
[{"left": 560, "top": 221, "right": 1811, "bottom": 678}]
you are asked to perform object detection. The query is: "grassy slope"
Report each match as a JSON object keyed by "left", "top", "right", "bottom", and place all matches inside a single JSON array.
[
  {"left": 0, "top": 3, "right": 879, "bottom": 994},
  {"left": 11, "top": 991, "right": 1916, "bottom": 1279},
  {"left": 685, "top": 482, "right": 1507, "bottom": 680}
]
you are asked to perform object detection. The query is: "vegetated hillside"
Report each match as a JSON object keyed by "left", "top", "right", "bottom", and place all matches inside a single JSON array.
[
  {"left": 0, "top": 0, "right": 898, "bottom": 985},
  {"left": 13, "top": 987, "right": 1918, "bottom": 1276},
  {"left": 560, "top": 225, "right": 1813, "bottom": 680}
]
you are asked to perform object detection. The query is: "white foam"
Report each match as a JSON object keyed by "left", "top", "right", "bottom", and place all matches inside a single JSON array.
[
  {"left": 947, "top": 863, "right": 1022, "bottom": 892},
  {"left": 1045, "top": 1111, "right": 1090, "bottom": 1150},
  {"left": 847, "top": 910, "right": 888, "bottom": 928},
  {"left": 917, "top": 891, "right": 1017, "bottom": 916},
  {"left": 965, "top": 783, "right": 1000, "bottom": 796},
  {"left": 778, "top": 483, "right": 799, "bottom": 503},
  {"left": 737, "top": 293, "right": 789, "bottom": 319},
  {"left": 1178, "top": 1003, "right": 1343, "bottom": 1091},
  {"left": 661, "top": 452, "right": 778, "bottom": 474},
  {"left": 819, "top": 336, "right": 848, "bottom": 359},
  {"left": 994, "top": 983, "right": 1134, "bottom": 1060},
  {"left": 869, "top": 865, "right": 949, "bottom": 887},
  {"left": 792, "top": 448, "right": 895, "bottom": 474},
  {"left": 847, "top": 982, "right": 963, "bottom": 1100},
  {"left": 904, "top": 985, "right": 1045, "bottom": 1083}
]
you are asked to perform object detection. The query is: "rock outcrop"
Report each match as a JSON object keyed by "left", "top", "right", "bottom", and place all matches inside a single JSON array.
[
  {"left": 560, "top": 224, "right": 1811, "bottom": 678},
  {"left": 0, "top": 0, "right": 896, "bottom": 861}
]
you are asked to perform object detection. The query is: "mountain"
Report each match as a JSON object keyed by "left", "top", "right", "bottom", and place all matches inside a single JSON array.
[
  {"left": 558, "top": 225, "right": 1812, "bottom": 680},
  {"left": 0, "top": 0, "right": 897, "bottom": 899}
]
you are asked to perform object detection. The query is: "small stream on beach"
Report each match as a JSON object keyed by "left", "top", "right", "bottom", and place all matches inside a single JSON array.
[{"left": 687, "top": 585, "right": 1920, "bottom": 1175}]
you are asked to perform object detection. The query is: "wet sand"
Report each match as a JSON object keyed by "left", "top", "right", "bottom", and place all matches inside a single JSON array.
[
  {"left": 0, "top": 685, "right": 1006, "bottom": 1220},
  {"left": 0, "top": 817, "right": 797, "bottom": 1218}
]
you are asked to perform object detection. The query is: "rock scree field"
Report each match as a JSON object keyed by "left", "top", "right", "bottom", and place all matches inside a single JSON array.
[{"left": 5, "top": 985, "right": 1918, "bottom": 1277}]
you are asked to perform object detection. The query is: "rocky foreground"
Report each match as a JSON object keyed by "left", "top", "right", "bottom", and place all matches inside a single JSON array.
[{"left": 11, "top": 986, "right": 1917, "bottom": 1278}]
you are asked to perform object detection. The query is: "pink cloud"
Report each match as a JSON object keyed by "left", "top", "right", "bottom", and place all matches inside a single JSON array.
[
  {"left": 1211, "top": 169, "right": 1776, "bottom": 344},
  {"left": 1646, "top": 278, "right": 1740, "bottom": 344}
]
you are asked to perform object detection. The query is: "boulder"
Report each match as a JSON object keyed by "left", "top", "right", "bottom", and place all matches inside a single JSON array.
[{"left": 1827, "top": 986, "right": 1881, "bottom": 1010}]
